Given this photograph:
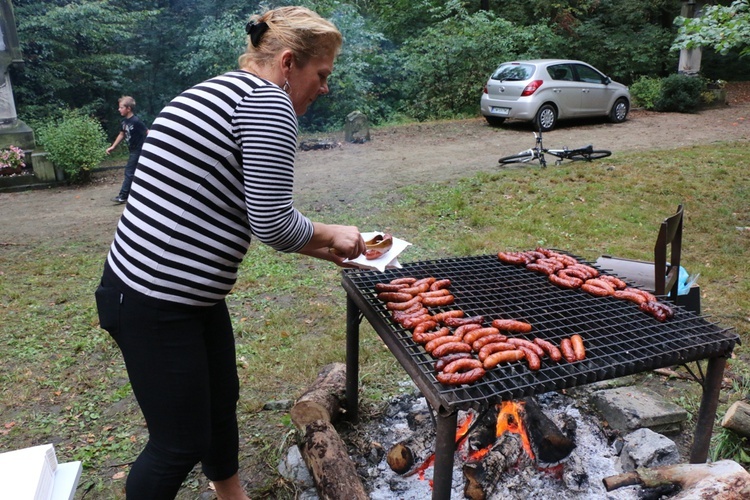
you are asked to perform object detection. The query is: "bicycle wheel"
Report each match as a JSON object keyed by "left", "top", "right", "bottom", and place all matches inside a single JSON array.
[
  {"left": 498, "top": 152, "right": 536, "bottom": 165},
  {"left": 567, "top": 150, "right": 612, "bottom": 162}
]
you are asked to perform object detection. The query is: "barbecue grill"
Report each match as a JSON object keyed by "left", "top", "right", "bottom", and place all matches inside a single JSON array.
[{"left": 341, "top": 253, "right": 738, "bottom": 500}]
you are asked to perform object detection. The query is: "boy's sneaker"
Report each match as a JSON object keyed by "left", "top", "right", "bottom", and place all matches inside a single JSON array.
[{"left": 111, "top": 196, "right": 127, "bottom": 204}]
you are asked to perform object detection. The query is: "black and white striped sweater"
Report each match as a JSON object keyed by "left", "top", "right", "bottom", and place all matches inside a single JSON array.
[{"left": 105, "top": 71, "right": 314, "bottom": 306}]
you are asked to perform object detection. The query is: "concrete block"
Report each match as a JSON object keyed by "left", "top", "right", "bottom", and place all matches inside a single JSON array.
[
  {"left": 591, "top": 385, "right": 688, "bottom": 435},
  {"left": 31, "top": 152, "right": 56, "bottom": 182}
]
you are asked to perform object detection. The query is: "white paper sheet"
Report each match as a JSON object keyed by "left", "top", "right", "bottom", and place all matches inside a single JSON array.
[{"left": 344, "top": 232, "right": 411, "bottom": 272}]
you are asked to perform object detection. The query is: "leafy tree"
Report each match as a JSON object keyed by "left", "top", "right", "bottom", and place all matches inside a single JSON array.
[
  {"left": 12, "top": 0, "right": 160, "bottom": 127},
  {"left": 300, "top": 1, "right": 399, "bottom": 130},
  {"left": 672, "top": 0, "right": 750, "bottom": 57},
  {"left": 397, "top": 2, "right": 562, "bottom": 120}
]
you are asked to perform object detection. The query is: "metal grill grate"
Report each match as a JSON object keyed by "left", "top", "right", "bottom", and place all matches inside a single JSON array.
[{"left": 343, "top": 254, "right": 737, "bottom": 409}]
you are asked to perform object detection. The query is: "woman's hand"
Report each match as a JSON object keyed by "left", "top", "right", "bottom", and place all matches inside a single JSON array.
[{"left": 299, "top": 223, "right": 366, "bottom": 263}]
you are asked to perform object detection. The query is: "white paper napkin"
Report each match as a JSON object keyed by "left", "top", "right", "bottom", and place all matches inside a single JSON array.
[{"left": 344, "top": 232, "right": 412, "bottom": 272}]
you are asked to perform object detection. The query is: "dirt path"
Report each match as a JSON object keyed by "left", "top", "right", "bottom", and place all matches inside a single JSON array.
[{"left": 1, "top": 99, "right": 748, "bottom": 247}]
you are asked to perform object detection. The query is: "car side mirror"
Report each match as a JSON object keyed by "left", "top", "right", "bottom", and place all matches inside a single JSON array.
[{"left": 603, "top": 76, "right": 611, "bottom": 85}]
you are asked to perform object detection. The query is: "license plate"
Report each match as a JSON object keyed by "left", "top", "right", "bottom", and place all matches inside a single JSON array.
[{"left": 491, "top": 107, "right": 510, "bottom": 116}]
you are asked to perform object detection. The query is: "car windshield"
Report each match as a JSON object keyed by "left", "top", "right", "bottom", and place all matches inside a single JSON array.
[{"left": 491, "top": 64, "right": 534, "bottom": 82}]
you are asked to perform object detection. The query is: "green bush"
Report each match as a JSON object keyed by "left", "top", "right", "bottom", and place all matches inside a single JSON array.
[
  {"left": 654, "top": 74, "right": 705, "bottom": 113},
  {"left": 629, "top": 76, "right": 663, "bottom": 110},
  {"left": 37, "top": 110, "right": 107, "bottom": 183}
]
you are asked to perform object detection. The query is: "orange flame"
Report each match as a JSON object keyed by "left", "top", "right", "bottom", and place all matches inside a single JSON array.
[{"left": 496, "top": 400, "right": 535, "bottom": 460}]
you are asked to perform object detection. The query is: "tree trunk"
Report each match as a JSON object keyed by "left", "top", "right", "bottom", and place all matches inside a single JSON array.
[
  {"left": 299, "top": 420, "right": 368, "bottom": 500},
  {"left": 721, "top": 401, "right": 750, "bottom": 438},
  {"left": 290, "top": 362, "right": 346, "bottom": 431},
  {"left": 603, "top": 460, "right": 750, "bottom": 499}
]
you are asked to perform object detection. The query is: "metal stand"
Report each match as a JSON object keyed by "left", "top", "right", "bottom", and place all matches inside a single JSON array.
[{"left": 689, "top": 355, "right": 727, "bottom": 463}]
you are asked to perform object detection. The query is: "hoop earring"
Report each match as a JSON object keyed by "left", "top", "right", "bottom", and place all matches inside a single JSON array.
[{"left": 282, "top": 80, "right": 291, "bottom": 94}]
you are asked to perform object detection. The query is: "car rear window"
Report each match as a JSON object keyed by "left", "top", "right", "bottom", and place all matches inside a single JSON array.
[{"left": 490, "top": 64, "right": 534, "bottom": 82}]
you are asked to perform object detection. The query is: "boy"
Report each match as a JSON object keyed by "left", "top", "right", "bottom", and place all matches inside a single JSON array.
[{"left": 107, "top": 96, "right": 148, "bottom": 204}]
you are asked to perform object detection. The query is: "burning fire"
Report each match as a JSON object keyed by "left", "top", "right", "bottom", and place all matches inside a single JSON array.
[
  {"left": 466, "top": 400, "right": 535, "bottom": 462},
  {"left": 415, "top": 400, "right": 536, "bottom": 482}
]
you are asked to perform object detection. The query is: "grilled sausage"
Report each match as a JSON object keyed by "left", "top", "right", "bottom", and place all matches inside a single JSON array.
[
  {"left": 422, "top": 295, "right": 455, "bottom": 307},
  {"left": 443, "top": 315, "right": 484, "bottom": 327},
  {"left": 478, "top": 342, "right": 516, "bottom": 362},
  {"left": 413, "top": 326, "right": 450, "bottom": 344},
  {"left": 418, "top": 289, "right": 451, "bottom": 298},
  {"left": 581, "top": 283, "right": 614, "bottom": 297},
  {"left": 639, "top": 301, "right": 674, "bottom": 322},
  {"left": 613, "top": 289, "right": 647, "bottom": 305},
  {"left": 385, "top": 296, "right": 422, "bottom": 311},
  {"left": 377, "top": 291, "right": 414, "bottom": 302},
  {"left": 549, "top": 273, "right": 583, "bottom": 289},
  {"left": 599, "top": 274, "right": 627, "bottom": 290},
  {"left": 399, "top": 283, "right": 430, "bottom": 295},
  {"left": 390, "top": 277, "right": 416, "bottom": 285},
  {"left": 425, "top": 335, "right": 465, "bottom": 354},
  {"left": 471, "top": 334, "right": 509, "bottom": 352},
  {"left": 483, "top": 350, "right": 525, "bottom": 369},
  {"left": 434, "top": 352, "right": 472, "bottom": 372},
  {"left": 506, "top": 338, "right": 544, "bottom": 357},
  {"left": 533, "top": 338, "right": 562, "bottom": 362},
  {"left": 463, "top": 327, "right": 501, "bottom": 345},
  {"left": 490, "top": 319, "right": 533, "bottom": 333},
  {"left": 518, "top": 346, "right": 542, "bottom": 371},
  {"left": 375, "top": 283, "right": 408, "bottom": 292},
  {"left": 497, "top": 252, "right": 529, "bottom": 265},
  {"left": 430, "top": 279, "right": 452, "bottom": 291},
  {"left": 402, "top": 314, "right": 434, "bottom": 329},
  {"left": 431, "top": 310, "right": 464, "bottom": 323},
  {"left": 437, "top": 367, "right": 485, "bottom": 385},
  {"left": 570, "top": 334, "right": 586, "bottom": 360},
  {"left": 441, "top": 357, "right": 483, "bottom": 374},
  {"left": 560, "top": 338, "right": 577, "bottom": 363},
  {"left": 526, "top": 262, "right": 556, "bottom": 275},
  {"left": 431, "top": 341, "right": 473, "bottom": 358},
  {"left": 454, "top": 323, "right": 482, "bottom": 339}
]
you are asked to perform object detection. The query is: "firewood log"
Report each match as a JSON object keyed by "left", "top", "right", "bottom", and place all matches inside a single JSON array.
[
  {"left": 721, "top": 401, "right": 750, "bottom": 438},
  {"left": 299, "top": 419, "right": 368, "bottom": 500},
  {"left": 463, "top": 432, "right": 525, "bottom": 500},
  {"left": 603, "top": 460, "right": 750, "bottom": 499},
  {"left": 290, "top": 362, "right": 346, "bottom": 431},
  {"left": 386, "top": 425, "right": 437, "bottom": 474}
]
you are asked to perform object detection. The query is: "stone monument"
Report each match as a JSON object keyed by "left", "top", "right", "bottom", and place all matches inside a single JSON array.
[{"left": 0, "top": 0, "right": 35, "bottom": 150}]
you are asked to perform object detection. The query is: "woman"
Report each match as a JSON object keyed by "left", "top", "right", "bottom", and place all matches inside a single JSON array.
[{"left": 95, "top": 7, "right": 365, "bottom": 499}]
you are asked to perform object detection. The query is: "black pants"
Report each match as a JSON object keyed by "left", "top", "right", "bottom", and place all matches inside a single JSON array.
[
  {"left": 95, "top": 279, "right": 240, "bottom": 499},
  {"left": 117, "top": 150, "right": 141, "bottom": 199}
]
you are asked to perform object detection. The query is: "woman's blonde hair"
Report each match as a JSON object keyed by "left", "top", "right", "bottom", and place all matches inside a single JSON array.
[{"left": 238, "top": 6, "right": 342, "bottom": 69}]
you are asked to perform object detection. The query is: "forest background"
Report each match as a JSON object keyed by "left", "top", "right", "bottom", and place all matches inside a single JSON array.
[{"left": 9, "top": 0, "right": 750, "bottom": 137}]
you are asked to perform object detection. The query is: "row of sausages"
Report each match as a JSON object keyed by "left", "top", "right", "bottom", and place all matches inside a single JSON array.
[
  {"left": 373, "top": 276, "right": 586, "bottom": 386},
  {"left": 497, "top": 247, "right": 675, "bottom": 322}
]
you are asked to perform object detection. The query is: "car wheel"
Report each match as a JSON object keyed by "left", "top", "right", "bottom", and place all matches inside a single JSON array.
[
  {"left": 534, "top": 104, "right": 557, "bottom": 132},
  {"left": 609, "top": 98, "right": 629, "bottom": 123},
  {"left": 484, "top": 116, "right": 506, "bottom": 127}
]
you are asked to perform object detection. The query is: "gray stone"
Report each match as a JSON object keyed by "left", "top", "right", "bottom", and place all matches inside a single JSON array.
[
  {"left": 591, "top": 385, "right": 688, "bottom": 435},
  {"left": 277, "top": 445, "right": 314, "bottom": 488},
  {"left": 262, "top": 399, "right": 293, "bottom": 411},
  {"left": 619, "top": 427, "right": 680, "bottom": 471},
  {"left": 344, "top": 111, "right": 370, "bottom": 144}
]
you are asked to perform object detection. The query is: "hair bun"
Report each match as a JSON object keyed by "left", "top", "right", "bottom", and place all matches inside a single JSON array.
[{"left": 246, "top": 21, "right": 269, "bottom": 47}]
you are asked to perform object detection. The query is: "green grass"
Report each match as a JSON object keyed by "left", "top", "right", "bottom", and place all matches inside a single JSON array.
[{"left": 0, "top": 140, "right": 748, "bottom": 498}]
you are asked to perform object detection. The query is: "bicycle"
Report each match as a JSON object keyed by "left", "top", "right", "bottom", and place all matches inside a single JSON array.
[{"left": 498, "top": 129, "right": 611, "bottom": 168}]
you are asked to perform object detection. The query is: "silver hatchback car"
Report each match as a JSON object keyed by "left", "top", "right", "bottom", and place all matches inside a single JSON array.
[{"left": 480, "top": 59, "right": 630, "bottom": 131}]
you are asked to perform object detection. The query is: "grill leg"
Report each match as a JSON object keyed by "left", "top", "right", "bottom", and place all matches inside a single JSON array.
[
  {"left": 689, "top": 356, "right": 727, "bottom": 463},
  {"left": 345, "top": 294, "right": 360, "bottom": 422},
  {"left": 432, "top": 411, "right": 458, "bottom": 500}
]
